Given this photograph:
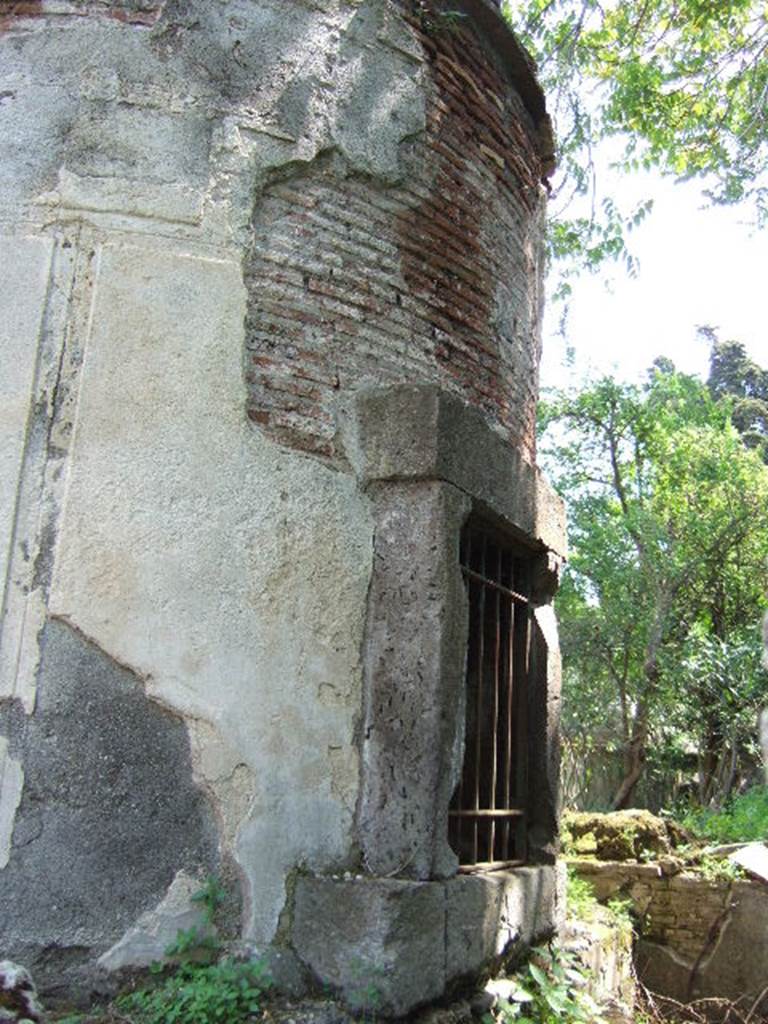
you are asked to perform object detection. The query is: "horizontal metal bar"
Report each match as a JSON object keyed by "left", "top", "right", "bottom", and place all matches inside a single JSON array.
[
  {"left": 448, "top": 808, "right": 525, "bottom": 818},
  {"left": 458, "top": 859, "right": 525, "bottom": 874},
  {"left": 462, "top": 566, "right": 529, "bottom": 604}
]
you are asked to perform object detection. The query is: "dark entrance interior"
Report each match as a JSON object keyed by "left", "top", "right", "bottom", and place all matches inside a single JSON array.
[{"left": 448, "top": 521, "right": 532, "bottom": 870}]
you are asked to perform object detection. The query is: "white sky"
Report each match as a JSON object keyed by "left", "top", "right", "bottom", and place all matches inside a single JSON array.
[{"left": 539, "top": 166, "right": 768, "bottom": 391}]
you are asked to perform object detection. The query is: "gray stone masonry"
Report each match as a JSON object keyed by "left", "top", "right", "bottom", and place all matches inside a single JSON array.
[
  {"left": 344, "top": 385, "right": 566, "bottom": 555},
  {"left": 288, "top": 382, "right": 566, "bottom": 1016},
  {"left": 346, "top": 383, "right": 566, "bottom": 881},
  {"left": 357, "top": 480, "right": 471, "bottom": 880},
  {"left": 292, "top": 867, "right": 559, "bottom": 1017}
]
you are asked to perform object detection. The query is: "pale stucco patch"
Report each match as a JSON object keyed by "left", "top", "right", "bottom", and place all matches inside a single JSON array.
[
  {"left": 98, "top": 870, "right": 214, "bottom": 971},
  {"left": 0, "top": 235, "right": 53, "bottom": 612},
  {"left": 47, "top": 244, "right": 372, "bottom": 944},
  {"left": 0, "top": 735, "right": 24, "bottom": 870}
]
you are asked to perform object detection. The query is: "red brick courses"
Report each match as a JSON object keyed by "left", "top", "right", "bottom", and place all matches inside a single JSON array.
[
  {"left": 0, "top": 1, "right": 164, "bottom": 31},
  {"left": 244, "top": 11, "right": 546, "bottom": 464}
]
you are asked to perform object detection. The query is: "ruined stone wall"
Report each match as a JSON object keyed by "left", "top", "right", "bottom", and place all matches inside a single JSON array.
[
  {"left": 572, "top": 860, "right": 768, "bottom": 1013},
  {"left": 0, "top": 0, "right": 564, "bottom": 1010}
]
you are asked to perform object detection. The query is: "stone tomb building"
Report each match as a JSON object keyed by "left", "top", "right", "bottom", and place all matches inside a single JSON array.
[{"left": 0, "top": 0, "right": 566, "bottom": 1014}]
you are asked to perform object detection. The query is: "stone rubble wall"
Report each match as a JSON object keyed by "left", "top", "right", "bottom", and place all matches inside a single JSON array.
[
  {"left": 571, "top": 860, "right": 768, "bottom": 1012},
  {"left": 562, "top": 909, "right": 635, "bottom": 1021}
]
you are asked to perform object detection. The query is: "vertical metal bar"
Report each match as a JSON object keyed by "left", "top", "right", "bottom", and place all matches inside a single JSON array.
[
  {"left": 489, "top": 545, "right": 502, "bottom": 862},
  {"left": 473, "top": 533, "right": 486, "bottom": 865},
  {"left": 519, "top": 602, "right": 532, "bottom": 861},
  {"left": 451, "top": 526, "right": 533, "bottom": 870},
  {"left": 503, "top": 556, "right": 515, "bottom": 861},
  {"left": 457, "top": 530, "right": 472, "bottom": 861},
  {"left": 514, "top": 559, "right": 531, "bottom": 863}
]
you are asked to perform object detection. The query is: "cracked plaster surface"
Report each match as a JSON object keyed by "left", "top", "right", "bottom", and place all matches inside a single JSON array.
[
  {"left": 2, "top": 0, "right": 426, "bottom": 245},
  {"left": 44, "top": 243, "right": 372, "bottom": 945},
  {"left": 0, "top": 0, "right": 424, "bottom": 948}
]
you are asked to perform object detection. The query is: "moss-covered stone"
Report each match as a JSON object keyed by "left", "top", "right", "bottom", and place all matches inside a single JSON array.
[{"left": 562, "top": 810, "right": 688, "bottom": 862}]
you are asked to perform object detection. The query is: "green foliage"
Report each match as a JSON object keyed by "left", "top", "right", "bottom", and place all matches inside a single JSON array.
[
  {"left": 565, "top": 869, "right": 600, "bottom": 922},
  {"left": 501, "top": 0, "right": 768, "bottom": 279},
  {"left": 682, "top": 785, "right": 768, "bottom": 844},
  {"left": 605, "top": 895, "right": 634, "bottom": 938},
  {"left": 191, "top": 874, "right": 227, "bottom": 923},
  {"left": 117, "top": 959, "right": 270, "bottom": 1024},
  {"left": 665, "top": 627, "right": 766, "bottom": 805},
  {"left": 158, "top": 876, "right": 228, "bottom": 968},
  {"left": 706, "top": 330, "right": 768, "bottom": 463},
  {"left": 541, "top": 367, "right": 768, "bottom": 808},
  {"left": 693, "top": 854, "right": 745, "bottom": 884},
  {"left": 53, "top": 878, "right": 269, "bottom": 1024},
  {"left": 485, "top": 945, "right": 607, "bottom": 1024},
  {"left": 160, "top": 926, "right": 220, "bottom": 967}
]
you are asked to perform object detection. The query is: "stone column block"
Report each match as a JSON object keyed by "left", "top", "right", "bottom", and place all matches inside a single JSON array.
[
  {"left": 357, "top": 480, "right": 471, "bottom": 880},
  {"left": 291, "top": 876, "right": 446, "bottom": 1017},
  {"left": 445, "top": 865, "right": 558, "bottom": 978}
]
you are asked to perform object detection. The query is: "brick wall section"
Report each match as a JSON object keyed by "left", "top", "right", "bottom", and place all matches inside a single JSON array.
[
  {"left": 244, "top": 9, "right": 545, "bottom": 462},
  {"left": 571, "top": 861, "right": 735, "bottom": 963},
  {"left": 0, "top": 2, "right": 164, "bottom": 31}
]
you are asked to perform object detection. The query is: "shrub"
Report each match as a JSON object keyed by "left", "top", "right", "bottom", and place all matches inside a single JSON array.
[
  {"left": 485, "top": 945, "right": 606, "bottom": 1024},
  {"left": 681, "top": 786, "right": 768, "bottom": 844}
]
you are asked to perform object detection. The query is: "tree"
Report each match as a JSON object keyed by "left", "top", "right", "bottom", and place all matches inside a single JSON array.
[
  {"left": 502, "top": 0, "right": 768, "bottom": 278},
  {"left": 667, "top": 627, "right": 766, "bottom": 805},
  {"left": 541, "top": 367, "right": 768, "bottom": 809},
  {"left": 703, "top": 327, "right": 768, "bottom": 462}
]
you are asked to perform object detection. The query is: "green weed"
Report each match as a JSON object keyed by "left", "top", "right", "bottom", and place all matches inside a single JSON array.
[
  {"left": 158, "top": 874, "right": 227, "bottom": 968},
  {"left": 565, "top": 869, "right": 601, "bottom": 921},
  {"left": 694, "top": 853, "right": 745, "bottom": 883},
  {"left": 484, "top": 945, "right": 607, "bottom": 1024},
  {"left": 117, "top": 958, "right": 270, "bottom": 1024}
]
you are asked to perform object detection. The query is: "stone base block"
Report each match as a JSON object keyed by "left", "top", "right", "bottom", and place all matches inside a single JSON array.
[
  {"left": 445, "top": 866, "right": 558, "bottom": 980},
  {"left": 291, "top": 867, "right": 557, "bottom": 1017}
]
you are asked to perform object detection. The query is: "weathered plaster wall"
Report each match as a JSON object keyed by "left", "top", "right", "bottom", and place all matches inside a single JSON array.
[
  {"left": 0, "top": 0, "right": 557, "bottom": 1004},
  {"left": 0, "top": 0, "right": 394, "bottom": 986}
]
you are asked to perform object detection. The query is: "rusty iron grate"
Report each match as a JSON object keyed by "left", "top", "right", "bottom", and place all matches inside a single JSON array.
[{"left": 448, "top": 522, "right": 532, "bottom": 871}]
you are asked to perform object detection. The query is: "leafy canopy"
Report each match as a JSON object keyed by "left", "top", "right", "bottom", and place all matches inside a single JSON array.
[
  {"left": 540, "top": 364, "right": 768, "bottom": 808},
  {"left": 705, "top": 327, "right": 768, "bottom": 461},
  {"left": 503, "top": 0, "right": 768, "bottom": 277}
]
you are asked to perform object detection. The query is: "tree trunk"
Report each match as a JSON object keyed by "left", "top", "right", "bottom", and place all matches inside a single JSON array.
[
  {"left": 611, "top": 729, "right": 646, "bottom": 809},
  {"left": 612, "top": 698, "right": 648, "bottom": 810},
  {"left": 611, "top": 593, "right": 671, "bottom": 810}
]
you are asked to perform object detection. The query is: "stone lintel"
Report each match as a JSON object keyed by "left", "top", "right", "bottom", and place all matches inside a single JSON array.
[
  {"left": 291, "top": 866, "right": 558, "bottom": 1018},
  {"left": 344, "top": 384, "right": 567, "bottom": 560}
]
